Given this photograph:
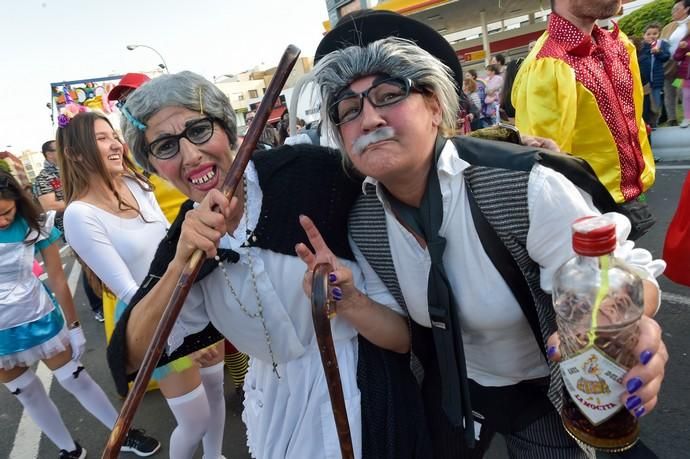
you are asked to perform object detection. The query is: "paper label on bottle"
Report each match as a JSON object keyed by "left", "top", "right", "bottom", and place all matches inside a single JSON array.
[{"left": 560, "top": 346, "right": 627, "bottom": 426}]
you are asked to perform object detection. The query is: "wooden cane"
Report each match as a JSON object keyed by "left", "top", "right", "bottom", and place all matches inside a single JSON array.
[
  {"left": 311, "top": 263, "right": 355, "bottom": 459},
  {"left": 102, "top": 44, "right": 301, "bottom": 458}
]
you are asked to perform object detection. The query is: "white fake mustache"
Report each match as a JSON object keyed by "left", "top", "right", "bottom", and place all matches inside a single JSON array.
[{"left": 351, "top": 127, "right": 396, "bottom": 156}]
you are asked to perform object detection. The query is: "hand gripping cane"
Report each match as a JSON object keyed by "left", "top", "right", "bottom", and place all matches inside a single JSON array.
[{"left": 101, "top": 44, "right": 301, "bottom": 458}]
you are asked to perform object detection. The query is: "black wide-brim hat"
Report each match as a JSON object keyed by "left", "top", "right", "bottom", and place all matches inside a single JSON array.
[{"left": 314, "top": 9, "right": 463, "bottom": 92}]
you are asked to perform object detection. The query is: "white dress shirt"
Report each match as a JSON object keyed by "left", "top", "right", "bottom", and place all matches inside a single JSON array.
[{"left": 351, "top": 139, "right": 664, "bottom": 387}]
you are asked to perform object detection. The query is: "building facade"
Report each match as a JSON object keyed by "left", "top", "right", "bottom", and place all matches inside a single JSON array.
[
  {"left": 21, "top": 150, "right": 46, "bottom": 182},
  {"left": 0, "top": 151, "right": 31, "bottom": 189}
]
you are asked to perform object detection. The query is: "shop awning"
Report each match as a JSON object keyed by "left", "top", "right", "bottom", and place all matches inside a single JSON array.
[{"left": 267, "top": 106, "right": 287, "bottom": 123}]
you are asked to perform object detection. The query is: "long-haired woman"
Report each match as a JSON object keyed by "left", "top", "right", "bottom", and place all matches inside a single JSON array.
[
  {"left": 58, "top": 111, "right": 226, "bottom": 459},
  {"left": 0, "top": 170, "right": 159, "bottom": 458}
]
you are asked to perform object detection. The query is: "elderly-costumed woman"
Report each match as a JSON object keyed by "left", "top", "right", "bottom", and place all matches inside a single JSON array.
[
  {"left": 108, "top": 71, "right": 428, "bottom": 459},
  {"left": 57, "top": 109, "right": 225, "bottom": 459}
]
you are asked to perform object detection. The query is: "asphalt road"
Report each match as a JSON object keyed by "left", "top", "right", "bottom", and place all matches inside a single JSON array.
[
  {"left": 629, "top": 162, "right": 690, "bottom": 459},
  {"left": 1, "top": 162, "right": 688, "bottom": 459}
]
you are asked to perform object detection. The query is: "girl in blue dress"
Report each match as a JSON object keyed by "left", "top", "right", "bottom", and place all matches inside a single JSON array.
[{"left": 0, "top": 170, "right": 159, "bottom": 458}]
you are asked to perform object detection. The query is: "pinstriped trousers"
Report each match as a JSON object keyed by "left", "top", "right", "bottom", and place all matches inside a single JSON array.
[
  {"left": 501, "top": 409, "right": 591, "bottom": 459},
  {"left": 423, "top": 392, "right": 591, "bottom": 459},
  {"left": 421, "top": 359, "right": 592, "bottom": 459}
]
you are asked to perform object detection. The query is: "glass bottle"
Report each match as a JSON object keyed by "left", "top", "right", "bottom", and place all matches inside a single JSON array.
[{"left": 553, "top": 215, "right": 644, "bottom": 452}]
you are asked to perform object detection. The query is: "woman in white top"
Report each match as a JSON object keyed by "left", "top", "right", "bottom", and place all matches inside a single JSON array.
[
  {"left": 58, "top": 111, "right": 226, "bottom": 459},
  {"left": 116, "top": 71, "right": 412, "bottom": 459}
]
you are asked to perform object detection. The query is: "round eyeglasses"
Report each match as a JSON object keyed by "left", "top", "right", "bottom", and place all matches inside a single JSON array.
[
  {"left": 147, "top": 117, "right": 216, "bottom": 160},
  {"left": 329, "top": 76, "right": 421, "bottom": 126}
]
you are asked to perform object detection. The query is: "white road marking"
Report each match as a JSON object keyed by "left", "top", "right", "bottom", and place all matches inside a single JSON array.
[
  {"left": 9, "top": 259, "right": 80, "bottom": 458},
  {"left": 661, "top": 291, "right": 690, "bottom": 307},
  {"left": 38, "top": 263, "right": 66, "bottom": 282},
  {"left": 656, "top": 165, "right": 690, "bottom": 170}
]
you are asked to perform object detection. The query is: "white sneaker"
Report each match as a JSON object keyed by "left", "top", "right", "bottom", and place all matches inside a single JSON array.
[{"left": 680, "top": 119, "right": 690, "bottom": 128}]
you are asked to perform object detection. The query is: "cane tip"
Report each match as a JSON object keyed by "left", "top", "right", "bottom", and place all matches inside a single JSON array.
[{"left": 286, "top": 44, "right": 301, "bottom": 56}]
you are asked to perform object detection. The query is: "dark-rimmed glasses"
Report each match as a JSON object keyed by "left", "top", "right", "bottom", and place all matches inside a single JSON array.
[
  {"left": 148, "top": 117, "right": 216, "bottom": 160},
  {"left": 329, "top": 76, "right": 421, "bottom": 126}
]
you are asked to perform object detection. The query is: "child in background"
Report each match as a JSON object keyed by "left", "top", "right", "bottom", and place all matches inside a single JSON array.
[{"left": 638, "top": 23, "right": 671, "bottom": 127}]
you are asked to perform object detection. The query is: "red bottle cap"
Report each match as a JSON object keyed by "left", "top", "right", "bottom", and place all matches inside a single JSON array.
[{"left": 572, "top": 216, "right": 617, "bottom": 256}]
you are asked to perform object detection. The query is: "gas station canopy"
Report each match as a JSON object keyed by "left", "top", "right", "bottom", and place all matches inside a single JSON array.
[
  {"left": 374, "top": 0, "right": 547, "bottom": 35},
  {"left": 323, "top": 0, "right": 550, "bottom": 64}
]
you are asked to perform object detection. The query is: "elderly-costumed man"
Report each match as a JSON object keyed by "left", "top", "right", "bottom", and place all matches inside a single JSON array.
[{"left": 306, "top": 9, "right": 667, "bottom": 459}]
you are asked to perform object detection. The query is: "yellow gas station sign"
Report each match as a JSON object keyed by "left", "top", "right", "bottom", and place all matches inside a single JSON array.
[
  {"left": 462, "top": 50, "right": 486, "bottom": 62},
  {"left": 323, "top": 0, "right": 450, "bottom": 31}
]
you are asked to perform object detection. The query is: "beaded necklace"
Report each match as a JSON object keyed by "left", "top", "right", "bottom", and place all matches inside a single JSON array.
[{"left": 214, "top": 175, "right": 280, "bottom": 378}]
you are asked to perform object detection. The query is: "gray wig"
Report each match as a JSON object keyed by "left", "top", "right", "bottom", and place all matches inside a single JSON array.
[
  {"left": 313, "top": 37, "right": 459, "bottom": 153},
  {"left": 121, "top": 71, "right": 238, "bottom": 173}
]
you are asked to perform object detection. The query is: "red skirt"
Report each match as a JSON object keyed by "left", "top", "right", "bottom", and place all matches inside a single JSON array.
[{"left": 663, "top": 172, "right": 690, "bottom": 286}]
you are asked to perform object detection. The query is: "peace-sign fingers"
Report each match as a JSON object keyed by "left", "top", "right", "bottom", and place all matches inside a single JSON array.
[
  {"left": 299, "top": 215, "right": 328, "bottom": 251},
  {"left": 295, "top": 242, "right": 317, "bottom": 270},
  {"left": 297, "top": 214, "right": 338, "bottom": 269}
]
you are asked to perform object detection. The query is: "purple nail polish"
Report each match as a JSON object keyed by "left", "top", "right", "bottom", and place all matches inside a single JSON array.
[
  {"left": 626, "top": 377, "right": 643, "bottom": 394},
  {"left": 634, "top": 405, "right": 646, "bottom": 418},
  {"left": 546, "top": 346, "right": 557, "bottom": 359},
  {"left": 332, "top": 287, "right": 342, "bottom": 300},
  {"left": 328, "top": 273, "right": 337, "bottom": 283},
  {"left": 640, "top": 350, "right": 653, "bottom": 365},
  {"left": 625, "top": 395, "right": 641, "bottom": 411}
]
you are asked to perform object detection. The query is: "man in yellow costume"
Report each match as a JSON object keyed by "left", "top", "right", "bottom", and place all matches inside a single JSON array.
[{"left": 513, "top": 0, "right": 656, "bottom": 238}]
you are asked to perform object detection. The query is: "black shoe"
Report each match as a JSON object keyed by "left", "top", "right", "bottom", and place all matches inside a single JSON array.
[
  {"left": 59, "top": 442, "right": 86, "bottom": 459},
  {"left": 93, "top": 311, "right": 105, "bottom": 322},
  {"left": 669, "top": 120, "right": 679, "bottom": 127},
  {"left": 121, "top": 428, "right": 161, "bottom": 456}
]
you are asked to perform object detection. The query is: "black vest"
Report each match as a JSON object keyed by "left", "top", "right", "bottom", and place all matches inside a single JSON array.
[{"left": 349, "top": 136, "right": 604, "bottom": 456}]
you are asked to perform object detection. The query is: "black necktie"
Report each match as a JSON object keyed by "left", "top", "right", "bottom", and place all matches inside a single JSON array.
[{"left": 388, "top": 136, "right": 475, "bottom": 447}]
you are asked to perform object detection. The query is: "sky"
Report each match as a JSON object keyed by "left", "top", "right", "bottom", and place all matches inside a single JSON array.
[{"left": 0, "top": 0, "right": 331, "bottom": 153}]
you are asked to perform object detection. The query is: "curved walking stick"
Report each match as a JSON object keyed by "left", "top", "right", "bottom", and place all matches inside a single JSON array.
[
  {"left": 102, "top": 44, "right": 302, "bottom": 459},
  {"left": 311, "top": 263, "right": 355, "bottom": 459}
]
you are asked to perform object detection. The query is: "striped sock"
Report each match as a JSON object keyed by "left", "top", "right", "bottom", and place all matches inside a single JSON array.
[{"left": 224, "top": 351, "right": 249, "bottom": 390}]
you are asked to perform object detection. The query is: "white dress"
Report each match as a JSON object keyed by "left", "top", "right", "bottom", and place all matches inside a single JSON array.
[{"left": 169, "top": 162, "right": 402, "bottom": 459}]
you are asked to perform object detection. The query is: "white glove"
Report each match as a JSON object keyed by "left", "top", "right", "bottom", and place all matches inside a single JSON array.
[
  {"left": 610, "top": 212, "right": 667, "bottom": 280},
  {"left": 68, "top": 326, "right": 86, "bottom": 361}
]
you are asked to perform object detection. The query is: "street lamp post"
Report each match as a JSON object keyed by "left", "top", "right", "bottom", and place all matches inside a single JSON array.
[{"left": 126, "top": 44, "right": 170, "bottom": 73}]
